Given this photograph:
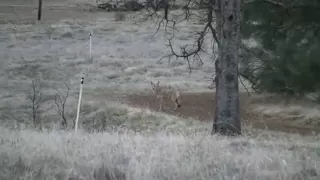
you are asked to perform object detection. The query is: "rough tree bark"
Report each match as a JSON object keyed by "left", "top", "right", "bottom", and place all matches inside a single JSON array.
[
  {"left": 38, "top": 0, "right": 42, "bottom": 21},
  {"left": 212, "top": 0, "right": 242, "bottom": 135}
]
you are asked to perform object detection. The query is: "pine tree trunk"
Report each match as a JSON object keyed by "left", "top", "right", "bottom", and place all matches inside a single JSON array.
[{"left": 212, "top": 0, "right": 242, "bottom": 136}]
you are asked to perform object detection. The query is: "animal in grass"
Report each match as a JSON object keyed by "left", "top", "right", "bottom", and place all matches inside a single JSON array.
[{"left": 150, "top": 80, "right": 182, "bottom": 111}]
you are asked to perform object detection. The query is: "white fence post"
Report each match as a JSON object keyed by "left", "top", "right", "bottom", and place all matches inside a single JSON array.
[
  {"left": 11, "top": 25, "right": 17, "bottom": 46},
  {"left": 75, "top": 76, "right": 84, "bottom": 133},
  {"left": 89, "top": 32, "right": 93, "bottom": 60}
]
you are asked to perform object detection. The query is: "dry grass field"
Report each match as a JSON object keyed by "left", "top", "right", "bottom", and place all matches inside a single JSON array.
[{"left": 0, "top": 0, "right": 320, "bottom": 180}]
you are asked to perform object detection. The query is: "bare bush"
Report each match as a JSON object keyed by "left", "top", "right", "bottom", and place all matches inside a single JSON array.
[
  {"left": 54, "top": 83, "right": 73, "bottom": 129},
  {"left": 15, "top": 57, "right": 46, "bottom": 129},
  {"left": 25, "top": 77, "right": 44, "bottom": 129}
]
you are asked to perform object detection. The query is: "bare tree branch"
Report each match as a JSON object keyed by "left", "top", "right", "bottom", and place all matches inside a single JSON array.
[
  {"left": 239, "top": 73, "right": 251, "bottom": 96},
  {"left": 140, "top": 0, "right": 220, "bottom": 74},
  {"left": 245, "top": 0, "right": 286, "bottom": 8},
  {"left": 245, "top": 0, "right": 320, "bottom": 10}
]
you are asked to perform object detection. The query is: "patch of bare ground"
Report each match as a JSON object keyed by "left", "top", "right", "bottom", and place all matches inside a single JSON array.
[{"left": 125, "top": 92, "right": 320, "bottom": 135}]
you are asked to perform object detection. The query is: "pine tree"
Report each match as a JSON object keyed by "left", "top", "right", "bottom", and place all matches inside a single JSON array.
[
  {"left": 141, "top": 0, "right": 243, "bottom": 135},
  {"left": 213, "top": 0, "right": 242, "bottom": 135},
  {"left": 241, "top": 0, "right": 320, "bottom": 96}
]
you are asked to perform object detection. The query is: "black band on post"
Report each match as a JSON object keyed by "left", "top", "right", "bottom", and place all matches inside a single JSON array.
[{"left": 81, "top": 77, "right": 84, "bottom": 84}]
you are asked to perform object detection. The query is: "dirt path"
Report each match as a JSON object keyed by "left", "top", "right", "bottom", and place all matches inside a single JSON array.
[{"left": 125, "top": 92, "right": 320, "bottom": 135}]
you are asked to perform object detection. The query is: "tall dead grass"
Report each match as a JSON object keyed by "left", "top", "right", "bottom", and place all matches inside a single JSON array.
[{"left": 0, "top": 125, "right": 319, "bottom": 180}]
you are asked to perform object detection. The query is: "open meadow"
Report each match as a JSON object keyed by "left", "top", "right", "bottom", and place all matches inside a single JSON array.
[{"left": 0, "top": 0, "right": 320, "bottom": 179}]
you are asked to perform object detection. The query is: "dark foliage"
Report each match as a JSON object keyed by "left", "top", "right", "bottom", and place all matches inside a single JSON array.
[{"left": 241, "top": 0, "right": 320, "bottom": 96}]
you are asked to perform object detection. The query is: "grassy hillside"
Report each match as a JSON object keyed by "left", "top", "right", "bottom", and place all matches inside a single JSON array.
[{"left": 0, "top": 1, "right": 319, "bottom": 180}]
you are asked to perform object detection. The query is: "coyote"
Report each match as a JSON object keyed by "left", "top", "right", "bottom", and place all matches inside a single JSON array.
[{"left": 150, "top": 80, "right": 182, "bottom": 111}]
